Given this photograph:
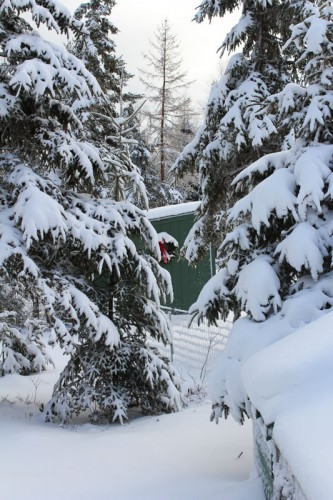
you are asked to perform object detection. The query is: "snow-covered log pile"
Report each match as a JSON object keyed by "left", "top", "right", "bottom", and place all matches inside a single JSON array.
[
  {"left": 209, "top": 312, "right": 333, "bottom": 499},
  {"left": 244, "top": 313, "right": 333, "bottom": 500},
  {"left": 252, "top": 408, "right": 306, "bottom": 500}
]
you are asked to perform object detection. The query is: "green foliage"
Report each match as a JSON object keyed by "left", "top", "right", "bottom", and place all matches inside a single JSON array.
[
  {"left": 172, "top": 0, "right": 297, "bottom": 265},
  {"left": 0, "top": 1, "right": 184, "bottom": 421}
]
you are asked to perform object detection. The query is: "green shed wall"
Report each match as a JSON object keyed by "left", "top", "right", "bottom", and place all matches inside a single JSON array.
[{"left": 150, "top": 212, "right": 214, "bottom": 311}]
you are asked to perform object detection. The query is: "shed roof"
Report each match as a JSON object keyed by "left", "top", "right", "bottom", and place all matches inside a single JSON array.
[{"left": 147, "top": 201, "right": 200, "bottom": 221}]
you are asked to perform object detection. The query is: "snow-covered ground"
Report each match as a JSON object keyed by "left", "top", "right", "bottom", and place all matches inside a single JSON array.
[{"left": 0, "top": 347, "right": 263, "bottom": 500}]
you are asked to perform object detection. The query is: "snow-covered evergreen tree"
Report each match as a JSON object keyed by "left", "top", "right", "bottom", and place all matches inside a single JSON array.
[
  {"left": 70, "top": 1, "right": 187, "bottom": 210},
  {"left": 72, "top": 0, "right": 126, "bottom": 98},
  {"left": 120, "top": 104, "right": 187, "bottom": 209},
  {"left": 0, "top": 0, "right": 182, "bottom": 422},
  {"left": 172, "top": 0, "right": 295, "bottom": 264},
  {"left": 0, "top": 0, "right": 91, "bottom": 375},
  {"left": 189, "top": 0, "right": 333, "bottom": 423},
  {"left": 71, "top": 1, "right": 147, "bottom": 205}
]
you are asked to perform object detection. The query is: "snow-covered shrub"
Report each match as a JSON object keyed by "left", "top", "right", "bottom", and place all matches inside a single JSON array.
[{"left": 46, "top": 339, "right": 182, "bottom": 424}]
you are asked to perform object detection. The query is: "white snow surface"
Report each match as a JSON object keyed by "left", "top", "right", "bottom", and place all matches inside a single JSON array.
[
  {"left": 235, "top": 257, "right": 281, "bottom": 321},
  {"left": 242, "top": 312, "right": 333, "bottom": 500},
  {"left": 229, "top": 168, "right": 298, "bottom": 231},
  {"left": 157, "top": 231, "right": 179, "bottom": 247},
  {"left": 0, "top": 347, "right": 264, "bottom": 500},
  {"left": 147, "top": 201, "right": 200, "bottom": 220}
]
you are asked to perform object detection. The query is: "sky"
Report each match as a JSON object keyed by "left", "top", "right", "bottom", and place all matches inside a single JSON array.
[{"left": 66, "top": 0, "right": 239, "bottom": 113}]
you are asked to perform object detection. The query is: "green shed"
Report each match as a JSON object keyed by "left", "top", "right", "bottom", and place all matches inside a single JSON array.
[{"left": 147, "top": 202, "right": 215, "bottom": 312}]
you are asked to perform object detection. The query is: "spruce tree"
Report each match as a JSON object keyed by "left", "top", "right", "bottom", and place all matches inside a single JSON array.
[
  {"left": 72, "top": 0, "right": 120, "bottom": 97},
  {"left": 71, "top": 0, "right": 146, "bottom": 204},
  {"left": 0, "top": 0, "right": 94, "bottom": 375},
  {"left": 189, "top": 0, "right": 333, "bottom": 423},
  {"left": 72, "top": 4, "right": 187, "bottom": 209},
  {"left": 172, "top": 0, "right": 295, "bottom": 265},
  {"left": 0, "top": 0, "right": 182, "bottom": 422},
  {"left": 125, "top": 108, "right": 186, "bottom": 209}
]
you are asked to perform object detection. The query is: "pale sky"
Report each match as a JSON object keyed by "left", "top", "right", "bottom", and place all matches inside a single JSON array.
[{"left": 66, "top": 0, "right": 239, "bottom": 112}]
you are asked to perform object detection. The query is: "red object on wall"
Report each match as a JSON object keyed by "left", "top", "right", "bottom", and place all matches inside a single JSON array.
[{"left": 159, "top": 240, "right": 169, "bottom": 264}]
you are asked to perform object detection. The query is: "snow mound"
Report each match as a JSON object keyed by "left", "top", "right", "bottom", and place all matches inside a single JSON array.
[{"left": 243, "top": 312, "right": 333, "bottom": 500}]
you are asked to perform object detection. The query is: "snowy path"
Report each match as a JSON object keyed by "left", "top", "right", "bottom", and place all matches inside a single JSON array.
[
  {"left": 0, "top": 359, "right": 264, "bottom": 500},
  {"left": 0, "top": 403, "right": 263, "bottom": 499}
]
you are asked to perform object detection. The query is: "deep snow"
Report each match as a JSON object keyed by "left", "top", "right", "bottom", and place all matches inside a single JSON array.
[
  {"left": 0, "top": 348, "right": 263, "bottom": 500},
  {"left": 243, "top": 311, "right": 333, "bottom": 500},
  {"left": 208, "top": 308, "right": 333, "bottom": 500}
]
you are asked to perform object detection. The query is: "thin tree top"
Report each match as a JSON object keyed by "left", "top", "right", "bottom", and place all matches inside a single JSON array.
[{"left": 140, "top": 19, "right": 190, "bottom": 92}]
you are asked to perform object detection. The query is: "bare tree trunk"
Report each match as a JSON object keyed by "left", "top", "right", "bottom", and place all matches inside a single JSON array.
[
  {"left": 160, "top": 28, "right": 167, "bottom": 182},
  {"left": 139, "top": 19, "right": 192, "bottom": 183},
  {"left": 115, "top": 69, "right": 124, "bottom": 202}
]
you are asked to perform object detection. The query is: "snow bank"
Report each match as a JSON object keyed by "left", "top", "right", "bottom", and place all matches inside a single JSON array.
[
  {"left": 0, "top": 345, "right": 264, "bottom": 500},
  {"left": 208, "top": 314, "right": 295, "bottom": 420},
  {"left": 242, "top": 312, "right": 333, "bottom": 500}
]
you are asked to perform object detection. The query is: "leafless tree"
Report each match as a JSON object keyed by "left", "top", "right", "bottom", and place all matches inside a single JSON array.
[{"left": 140, "top": 19, "right": 193, "bottom": 182}]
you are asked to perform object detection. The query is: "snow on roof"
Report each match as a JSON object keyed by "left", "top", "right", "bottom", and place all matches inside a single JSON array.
[
  {"left": 147, "top": 201, "right": 200, "bottom": 220},
  {"left": 242, "top": 312, "right": 333, "bottom": 500}
]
